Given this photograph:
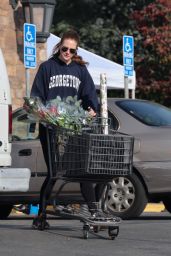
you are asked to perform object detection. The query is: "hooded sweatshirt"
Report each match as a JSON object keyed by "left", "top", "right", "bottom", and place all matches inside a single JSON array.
[{"left": 31, "top": 56, "right": 98, "bottom": 111}]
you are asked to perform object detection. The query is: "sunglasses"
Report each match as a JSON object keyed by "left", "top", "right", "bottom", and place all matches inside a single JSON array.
[{"left": 61, "top": 46, "right": 77, "bottom": 54}]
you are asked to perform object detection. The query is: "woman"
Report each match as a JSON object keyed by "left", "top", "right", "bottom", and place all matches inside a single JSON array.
[{"left": 31, "top": 30, "right": 104, "bottom": 229}]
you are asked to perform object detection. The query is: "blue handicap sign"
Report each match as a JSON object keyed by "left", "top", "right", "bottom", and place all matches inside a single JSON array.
[
  {"left": 24, "top": 23, "right": 36, "bottom": 69},
  {"left": 124, "top": 66, "right": 134, "bottom": 76},
  {"left": 123, "top": 35, "right": 134, "bottom": 76}
]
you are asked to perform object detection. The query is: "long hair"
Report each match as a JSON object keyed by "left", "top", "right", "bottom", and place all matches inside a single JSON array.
[{"left": 52, "top": 30, "right": 88, "bottom": 66}]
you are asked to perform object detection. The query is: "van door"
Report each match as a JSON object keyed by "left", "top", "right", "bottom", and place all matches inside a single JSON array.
[{"left": 0, "top": 49, "right": 12, "bottom": 166}]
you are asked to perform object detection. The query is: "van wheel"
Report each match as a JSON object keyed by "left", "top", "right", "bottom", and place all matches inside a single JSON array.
[{"left": 0, "top": 204, "right": 13, "bottom": 219}]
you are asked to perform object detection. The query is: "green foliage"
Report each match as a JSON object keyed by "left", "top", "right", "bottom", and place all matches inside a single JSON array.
[
  {"left": 132, "top": 0, "right": 171, "bottom": 103},
  {"left": 51, "top": 0, "right": 170, "bottom": 103},
  {"left": 52, "top": 0, "right": 153, "bottom": 62},
  {"left": 47, "top": 96, "right": 91, "bottom": 131},
  {"left": 24, "top": 96, "right": 92, "bottom": 132}
]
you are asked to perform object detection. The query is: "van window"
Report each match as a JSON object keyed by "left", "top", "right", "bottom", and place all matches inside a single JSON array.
[{"left": 108, "top": 110, "right": 119, "bottom": 130}]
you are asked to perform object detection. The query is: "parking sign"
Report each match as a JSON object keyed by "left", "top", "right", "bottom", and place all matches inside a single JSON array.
[
  {"left": 123, "top": 35, "right": 134, "bottom": 76},
  {"left": 24, "top": 23, "right": 36, "bottom": 69}
]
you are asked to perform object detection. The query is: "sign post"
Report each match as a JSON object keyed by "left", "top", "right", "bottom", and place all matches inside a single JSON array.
[
  {"left": 24, "top": 23, "right": 36, "bottom": 97},
  {"left": 123, "top": 35, "right": 134, "bottom": 98},
  {"left": 100, "top": 73, "right": 108, "bottom": 135}
]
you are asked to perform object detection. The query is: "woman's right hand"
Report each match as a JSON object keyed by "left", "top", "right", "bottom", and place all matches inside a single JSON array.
[
  {"left": 23, "top": 102, "right": 29, "bottom": 112},
  {"left": 88, "top": 107, "right": 96, "bottom": 117}
]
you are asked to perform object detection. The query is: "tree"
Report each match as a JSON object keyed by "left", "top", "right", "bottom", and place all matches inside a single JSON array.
[
  {"left": 52, "top": 0, "right": 153, "bottom": 63},
  {"left": 51, "top": 0, "right": 170, "bottom": 102},
  {"left": 132, "top": 0, "right": 171, "bottom": 103}
]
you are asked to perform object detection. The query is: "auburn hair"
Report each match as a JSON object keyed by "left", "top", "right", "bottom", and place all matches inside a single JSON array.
[{"left": 52, "top": 30, "right": 88, "bottom": 66}]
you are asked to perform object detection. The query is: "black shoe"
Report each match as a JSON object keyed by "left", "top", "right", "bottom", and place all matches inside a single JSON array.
[
  {"left": 89, "top": 210, "right": 121, "bottom": 222},
  {"left": 102, "top": 209, "right": 121, "bottom": 222},
  {"left": 79, "top": 204, "right": 91, "bottom": 217},
  {"left": 89, "top": 211, "right": 106, "bottom": 221},
  {"left": 32, "top": 216, "right": 50, "bottom": 230}
]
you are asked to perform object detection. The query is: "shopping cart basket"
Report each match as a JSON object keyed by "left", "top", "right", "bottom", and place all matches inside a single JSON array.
[{"left": 48, "top": 124, "right": 134, "bottom": 178}]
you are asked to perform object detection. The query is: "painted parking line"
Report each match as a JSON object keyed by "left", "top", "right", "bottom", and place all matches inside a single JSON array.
[{"left": 144, "top": 203, "right": 165, "bottom": 212}]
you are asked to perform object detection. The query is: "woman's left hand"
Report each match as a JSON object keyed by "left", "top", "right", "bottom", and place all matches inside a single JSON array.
[{"left": 88, "top": 107, "right": 96, "bottom": 117}]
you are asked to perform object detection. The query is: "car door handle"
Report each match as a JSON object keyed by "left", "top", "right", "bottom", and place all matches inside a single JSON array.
[{"left": 19, "top": 149, "right": 32, "bottom": 156}]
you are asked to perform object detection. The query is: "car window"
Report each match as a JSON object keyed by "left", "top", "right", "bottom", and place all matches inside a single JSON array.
[
  {"left": 116, "top": 100, "right": 171, "bottom": 127},
  {"left": 12, "top": 109, "right": 39, "bottom": 140},
  {"left": 108, "top": 110, "right": 119, "bottom": 130}
]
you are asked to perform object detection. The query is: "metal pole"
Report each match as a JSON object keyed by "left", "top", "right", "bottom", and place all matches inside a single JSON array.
[
  {"left": 25, "top": 68, "right": 30, "bottom": 97},
  {"left": 25, "top": 68, "right": 30, "bottom": 137},
  {"left": 131, "top": 89, "right": 135, "bottom": 99},
  {"left": 100, "top": 73, "right": 108, "bottom": 134},
  {"left": 124, "top": 75, "right": 129, "bottom": 99}
]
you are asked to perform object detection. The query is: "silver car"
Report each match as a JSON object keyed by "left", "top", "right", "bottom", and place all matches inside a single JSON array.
[{"left": 1, "top": 98, "right": 171, "bottom": 219}]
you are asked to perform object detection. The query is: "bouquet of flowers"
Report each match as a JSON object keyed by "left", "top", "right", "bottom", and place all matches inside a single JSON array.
[{"left": 23, "top": 96, "right": 92, "bottom": 132}]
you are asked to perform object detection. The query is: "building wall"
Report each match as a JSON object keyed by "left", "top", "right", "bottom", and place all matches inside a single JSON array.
[{"left": 0, "top": 1, "right": 47, "bottom": 110}]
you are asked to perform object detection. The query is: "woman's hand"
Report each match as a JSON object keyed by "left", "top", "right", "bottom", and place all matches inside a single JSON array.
[
  {"left": 88, "top": 107, "right": 96, "bottom": 117},
  {"left": 23, "top": 102, "right": 29, "bottom": 112}
]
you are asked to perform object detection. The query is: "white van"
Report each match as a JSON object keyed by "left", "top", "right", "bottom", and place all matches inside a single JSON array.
[
  {"left": 0, "top": 49, "right": 30, "bottom": 216},
  {"left": 0, "top": 49, "right": 12, "bottom": 167}
]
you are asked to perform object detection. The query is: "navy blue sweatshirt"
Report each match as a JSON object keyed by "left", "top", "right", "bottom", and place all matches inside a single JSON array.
[{"left": 31, "top": 56, "right": 98, "bottom": 112}]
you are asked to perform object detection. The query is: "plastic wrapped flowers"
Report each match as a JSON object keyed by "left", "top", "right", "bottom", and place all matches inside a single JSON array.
[{"left": 23, "top": 96, "right": 92, "bottom": 132}]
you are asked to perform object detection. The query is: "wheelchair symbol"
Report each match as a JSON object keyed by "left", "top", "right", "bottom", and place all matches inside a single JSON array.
[
  {"left": 125, "top": 38, "right": 132, "bottom": 52},
  {"left": 26, "top": 26, "right": 33, "bottom": 42}
]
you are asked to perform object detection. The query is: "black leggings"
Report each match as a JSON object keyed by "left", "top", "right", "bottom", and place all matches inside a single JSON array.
[{"left": 38, "top": 124, "right": 105, "bottom": 214}]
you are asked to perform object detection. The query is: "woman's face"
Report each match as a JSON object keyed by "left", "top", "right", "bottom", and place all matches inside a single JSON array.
[{"left": 59, "top": 38, "right": 77, "bottom": 64}]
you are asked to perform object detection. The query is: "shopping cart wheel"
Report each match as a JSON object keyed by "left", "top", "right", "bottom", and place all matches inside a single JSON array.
[
  {"left": 83, "top": 224, "right": 90, "bottom": 239},
  {"left": 108, "top": 226, "right": 119, "bottom": 240}
]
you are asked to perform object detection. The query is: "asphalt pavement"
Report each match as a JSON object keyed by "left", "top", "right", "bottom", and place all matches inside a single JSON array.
[{"left": 0, "top": 211, "right": 170, "bottom": 256}]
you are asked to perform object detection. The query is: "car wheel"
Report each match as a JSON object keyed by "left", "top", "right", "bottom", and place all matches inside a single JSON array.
[
  {"left": 0, "top": 204, "right": 13, "bottom": 219},
  {"left": 104, "top": 173, "right": 148, "bottom": 219},
  {"left": 163, "top": 197, "right": 171, "bottom": 213}
]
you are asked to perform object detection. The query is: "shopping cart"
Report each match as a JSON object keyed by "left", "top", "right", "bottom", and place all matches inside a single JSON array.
[{"left": 37, "top": 119, "right": 134, "bottom": 239}]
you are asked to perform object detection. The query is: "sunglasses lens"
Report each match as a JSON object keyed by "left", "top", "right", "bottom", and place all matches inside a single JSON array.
[
  {"left": 70, "top": 49, "right": 76, "bottom": 54},
  {"left": 61, "top": 47, "right": 76, "bottom": 54},
  {"left": 61, "top": 47, "right": 68, "bottom": 52}
]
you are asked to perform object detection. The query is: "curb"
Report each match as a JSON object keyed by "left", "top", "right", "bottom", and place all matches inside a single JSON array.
[
  {"left": 11, "top": 203, "right": 165, "bottom": 215},
  {"left": 144, "top": 203, "right": 165, "bottom": 212},
  {"left": 11, "top": 209, "right": 26, "bottom": 216}
]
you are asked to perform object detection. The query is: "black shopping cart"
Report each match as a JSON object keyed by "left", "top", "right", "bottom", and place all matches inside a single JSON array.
[{"left": 36, "top": 119, "right": 134, "bottom": 239}]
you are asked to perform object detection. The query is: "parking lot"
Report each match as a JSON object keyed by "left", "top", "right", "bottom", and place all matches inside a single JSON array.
[{"left": 0, "top": 206, "right": 169, "bottom": 256}]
